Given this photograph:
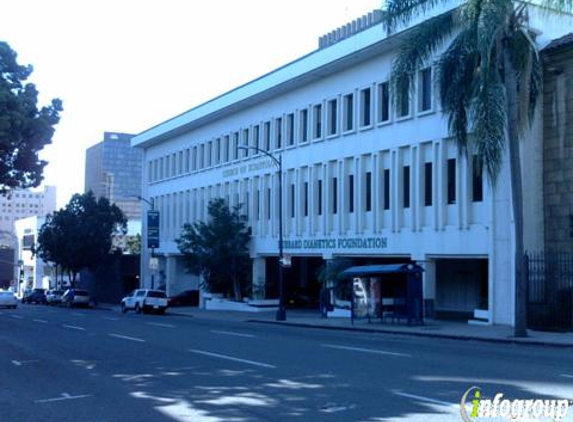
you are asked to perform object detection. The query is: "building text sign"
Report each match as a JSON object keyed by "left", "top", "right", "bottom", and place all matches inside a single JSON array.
[{"left": 281, "top": 236, "right": 388, "bottom": 251}]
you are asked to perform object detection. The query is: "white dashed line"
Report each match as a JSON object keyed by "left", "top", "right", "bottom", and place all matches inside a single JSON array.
[
  {"left": 35, "top": 393, "right": 92, "bottom": 403},
  {"left": 211, "top": 330, "right": 254, "bottom": 338},
  {"left": 10, "top": 314, "right": 23, "bottom": 319},
  {"left": 12, "top": 359, "right": 40, "bottom": 366},
  {"left": 102, "top": 316, "right": 120, "bottom": 321},
  {"left": 147, "top": 322, "right": 175, "bottom": 328},
  {"left": 71, "top": 312, "right": 86, "bottom": 317},
  {"left": 109, "top": 333, "right": 146, "bottom": 343},
  {"left": 394, "top": 391, "right": 456, "bottom": 408},
  {"left": 62, "top": 324, "right": 86, "bottom": 331},
  {"left": 322, "top": 344, "right": 411, "bottom": 358},
  {"left": 33, "top": 319, "right": 48, "bottom": 323},
  {"left": 188, "top": 349, "right": 275, "bottom": 369},
  {"left": 561, "top": 374, "right": 573, "bottom": 379}
]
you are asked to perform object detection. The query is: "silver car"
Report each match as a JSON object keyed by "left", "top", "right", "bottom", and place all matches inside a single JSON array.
[
  {"left": 62, "top": 289, "right": 91, "bottom": 308},
  {"left": 0, "top": 291, "right": 18, "bottom": 309}
]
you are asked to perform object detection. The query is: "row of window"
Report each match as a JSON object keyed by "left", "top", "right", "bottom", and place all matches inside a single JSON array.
[
  {"left": 147, "top": 67, "right": 435, "bottom": 183},
  {"left": 152, "top": 154, "right": 484, "bottom": 238}
]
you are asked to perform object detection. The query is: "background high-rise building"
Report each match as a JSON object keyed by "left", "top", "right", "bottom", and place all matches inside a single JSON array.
[{"left": 85, "top": 132, "right": 142, "bottom": 219}]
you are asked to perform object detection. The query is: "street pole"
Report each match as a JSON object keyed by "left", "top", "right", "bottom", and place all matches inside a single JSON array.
[{"left": 238, "top": 146, "right": 286, "bottom": 321}]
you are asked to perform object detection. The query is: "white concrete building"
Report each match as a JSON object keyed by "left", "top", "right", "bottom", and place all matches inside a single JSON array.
[{"left": 132, "top": 4, "right": 570, "bottom": 325}]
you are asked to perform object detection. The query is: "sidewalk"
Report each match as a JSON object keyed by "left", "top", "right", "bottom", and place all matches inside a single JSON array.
[{"left": 101, "top": 304, "right": 573, "bottom": 348}]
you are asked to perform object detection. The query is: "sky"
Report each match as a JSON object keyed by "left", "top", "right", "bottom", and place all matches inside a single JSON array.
[{"left": 0, "top": 0, "right": 383, "bottom": 208}]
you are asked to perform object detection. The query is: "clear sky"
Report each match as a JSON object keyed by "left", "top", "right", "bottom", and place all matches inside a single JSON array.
[{"left": 0, "top": 0, "right": 383, "bottom": 208}]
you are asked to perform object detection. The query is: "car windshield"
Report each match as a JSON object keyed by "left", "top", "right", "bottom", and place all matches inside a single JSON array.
[
  {"left": 148, "top": 291, "right": 166, "bottom": 298},
  {"left": 75, "top": 291, "right": 89, "bottom": 296},
  {"left": 53, "top": 290, "right": 64, "bottom": 295}
]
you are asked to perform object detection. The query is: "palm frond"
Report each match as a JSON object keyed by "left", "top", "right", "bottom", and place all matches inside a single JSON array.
[
  {"left": 437, "top": 27, "right": 480, "bottom": 155},
  {"left": 476, "top": 0, "right": 511, "bottom": 70},
  {"left": 383, "top": 0, "right": 447, "bottom": 33},
  {"left": 538, "top": 0, "right": 573, "bottom": 13},
  {"left": 472, "top": 67, "right": 507, "bottom": 185},
  {"left": 390, "top": 12, "right": 455, "bottom": 115}
]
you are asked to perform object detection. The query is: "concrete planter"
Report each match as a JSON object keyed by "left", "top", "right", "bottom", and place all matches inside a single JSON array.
[
  {"left": 328, "top": 308, "right": 351, "bottom": 318},
  {"left": 204, "top": 297, "right": 278, "bottom": 312}
]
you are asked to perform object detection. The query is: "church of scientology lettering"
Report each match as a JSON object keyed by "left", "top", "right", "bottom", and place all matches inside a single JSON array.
[{"left": 281, "top": 236, "right": 388, "bottom": 251}]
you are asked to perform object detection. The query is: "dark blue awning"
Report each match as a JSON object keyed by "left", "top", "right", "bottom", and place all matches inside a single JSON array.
[{"left": 340, "top": 263, "right": 424, "bottom": 278}]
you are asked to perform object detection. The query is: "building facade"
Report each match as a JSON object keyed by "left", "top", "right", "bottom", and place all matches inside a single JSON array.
[
  {"left": 133, "top": 5, "right": 571, "bottom": 325},
  {"left": 0, "top": 186, "right": 56, "bottom": 243},
  {"left": 85, "top": 132, "right": 142, "bottom": 220}
]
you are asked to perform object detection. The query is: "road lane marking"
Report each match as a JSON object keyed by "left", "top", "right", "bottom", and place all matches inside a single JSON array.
[
  {"left": 71, "top": 312, "right": 85, "bottom": 316},
  {"left": 33, "top": 319, "right": 48, "bottom": 323},
  {"left": 12, "top": 359, "right": 40, "bottom": 366},
  {"left": 102, "top": 316, "right": 120, "bottom": 321},
  {"left": 322, "top": 344, "right": 411, "bottom": 358},
  {"left": 147, "top": 322, "right": 175, "bottom": 328},
  {"left": 62, "top": 324, "right": 86, "bottom": 331},
  {"left": 394, "top": 391, "right": 456, "bottom": 408},
  {"left": 188, "top": 349, "right": 276, "bottom": 369},
  {"left": 211, "top": 330, "right": 254, "bottom": 338},
  {"left": 10, "top": 314, "right": 23, "bottom": 319},
  {"left": 109, "top": 333, "right": 146, "bottom": 343},
  {"left": 561, "top": 374, "right": 573, "bottom": 379},
  {"left": 35, "top": 393, "right": 92, "bottom": 403}
]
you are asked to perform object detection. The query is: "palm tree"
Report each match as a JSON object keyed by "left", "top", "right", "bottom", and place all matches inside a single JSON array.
[{"left": 382, "top": 0, "right": 572, "bottom": 336}]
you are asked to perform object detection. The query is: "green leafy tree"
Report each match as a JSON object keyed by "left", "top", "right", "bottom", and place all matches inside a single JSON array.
[
  {"left": 177, "top": 198, "right": 252, "bottom": 301},
  {"left": 383, "top": 0, "right": 572, "bottom": 337},
  {"left": 125, "top": 233, "right": 142, "bottom": 255},
  {"left": 35, "top": 191, "right": 127, "bottom": 285},
  {"left": 0, "top": 42, "right": 62, "bottom": 192}
]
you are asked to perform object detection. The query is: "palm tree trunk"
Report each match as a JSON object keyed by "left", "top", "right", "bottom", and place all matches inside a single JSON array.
[{"left": 504, "top": 50, "right": 527, "bottom": 337}]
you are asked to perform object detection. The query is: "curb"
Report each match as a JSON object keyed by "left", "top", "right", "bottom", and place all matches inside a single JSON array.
[{"left": 247, "top": 320, "right": 573, "bottom": 349}]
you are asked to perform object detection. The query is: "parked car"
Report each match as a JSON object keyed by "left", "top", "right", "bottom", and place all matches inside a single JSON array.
[
  {"left": 46, "top": 290, "right": 64, "bottom": 305},
  {"left": 121, "top": 289, "right": 168, "bottom": 314},
  {"left": 168, "top": 290, "right": 199, "bottom": 307},
  {"left": 0, "top": 291, "right": 18, "bottom": 309},
  {"left": 21, "top": 288, "right": 47, "bottom": 304},
  {"left": 61, "top": 289, "right": 91, "bottom": 308}
]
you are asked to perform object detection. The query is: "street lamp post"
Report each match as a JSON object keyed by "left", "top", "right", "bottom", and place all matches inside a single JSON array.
[
  {"left": 135, "top": 196, "right": 156, "bottom": 289},
  {"left": 237, "top": 146, "right": 286, "bottom": 321}
]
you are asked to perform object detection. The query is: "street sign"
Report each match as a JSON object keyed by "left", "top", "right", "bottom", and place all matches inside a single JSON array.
[
  {"left": 147, "top": 210, "right": 160, "bottom": 249},
  {"left": 149, "top": 257, "right": 158, "bottom": 270}
]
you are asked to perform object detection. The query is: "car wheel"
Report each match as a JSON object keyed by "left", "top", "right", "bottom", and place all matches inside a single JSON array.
[
  {"left": 135, "top": 303, "right": 141, "bottom": 314},
  {"left": 121, "top": 303, "right": 127, "bottom": 313}
]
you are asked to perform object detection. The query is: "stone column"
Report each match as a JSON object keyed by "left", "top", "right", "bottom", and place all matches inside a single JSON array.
[{"left": 252, "top": 257, "right": 266, "bottom": 300}]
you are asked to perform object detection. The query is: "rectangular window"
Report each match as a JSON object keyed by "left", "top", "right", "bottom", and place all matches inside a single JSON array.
[
  {"left": 264, "top": 122, "right": 271, "bottom": 151},
  {"left": 327, "top": 99, "right": 337, "bottom": 136},
  {"left": 300, "top": 109, "right": 308, "bottom": 143},
  {"left": 360, "top": 88, "right": 371, "bottom": 127},
  {"left": 233, "top": 132, "right": 239, "bottom": 160},
  {"left": 199, "top": 145, "right": 204, "bottom": 169},
  {"left": 366, "top": 171, "right": 372, "bottom": 212},
  {"left": 472, "top": 157, "right": 483, "bottom": 202},
  {"left": 317, "top": 179, "right": 323, "bottom": 216},
  {"left": 242, "top": 129, "right": 249, "bottom": 157},
  {"left": 378, "top": 82, "right": 390, "bottom": 123},
  {"left": 398, "top": 77, "right": 410, "bottom": 118},
  {"left": 403, "top": 166, "right": 410, "bottom": 208},
  {"left": 332, "top": 177, "right": 338, "bottom": 215},
  {"left": 267, "top": 188, "right": 271, "bottom": 220},
  {"left": 383, "top": 169, "right": 390, "bottom": 210},
  {"left": 215, "top": 139, "right": 221, "bottom": 164},
  {"left": 344, "top": 93, "right": 354, "bottom": 131},
  {"left": 192, "top": 148, "right": 197, "bottom": 171},
  {"left": 256, "top": 189, "right": 260, "bottom": 220},
  {"left": 424, "top": 162, "right": 433, "bottom": 206},
  {"left": 419, "top": 67, "right": 432, "bottom": 112},
  {"left": 224, "top": 136, "right": 230, "bottom": 163},
  {"left": 313, "top": 104, "right": 322, "bottom": 139},
  {"left": 349, "top": 174, "right": 354, "bottom": 213},
  {"left": 253, "top": 125, "right": 260, "bottom": 151},
  {"left": 290, "top": 184, "right": 295, "bottom": 218},
  {"left": 207, "top": 142, "right": 212, "bottom": 167},
  {"left": 287, "top": 113, "right": 295, "bottom": 146},
  {"left": 304, "top": 182, "right": 309, "bottom": 217},
  {"left": 275, "top": 118, "right": 282, "bottom": 149},
  {"left": 178, "top": 151, "right": 183, "bottom": 174},
  {"left": 447, "top": 158, "right": 456, "bottom": 204}
]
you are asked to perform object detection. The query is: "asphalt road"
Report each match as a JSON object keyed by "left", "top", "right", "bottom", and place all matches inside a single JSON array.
[{"left": 1, "top": 304, "right": 573, "bottom": 422}]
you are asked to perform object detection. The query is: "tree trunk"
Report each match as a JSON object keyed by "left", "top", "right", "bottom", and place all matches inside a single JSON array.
[{"left": 504, "top": 50, "right": 527, "bottom": 337}]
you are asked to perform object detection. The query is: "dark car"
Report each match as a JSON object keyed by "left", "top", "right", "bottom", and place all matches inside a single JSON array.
[
  {"left": 21, "top": 288, "right": 47, "bottom": 304},
  {"left": 168, "top": 290, "right": 199, "bottom": 307}
]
